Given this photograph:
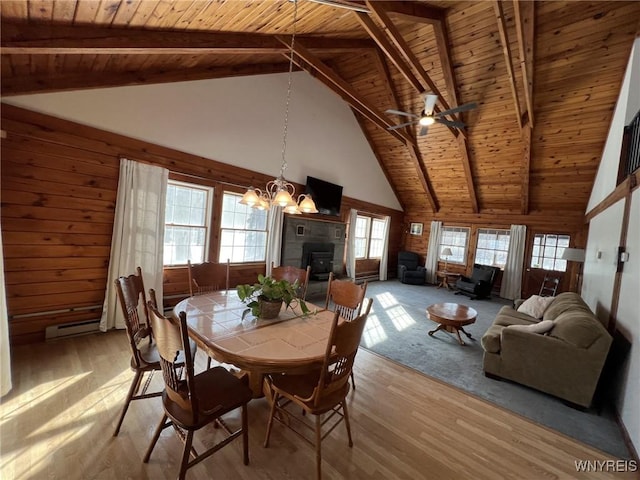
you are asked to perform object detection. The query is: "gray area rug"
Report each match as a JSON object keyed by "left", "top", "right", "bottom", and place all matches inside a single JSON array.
[{"left": 325, "top": 280, "right": 629, "bottom": 459}]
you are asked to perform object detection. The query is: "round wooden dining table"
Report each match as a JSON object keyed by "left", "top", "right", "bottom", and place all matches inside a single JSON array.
[{"left": 173, "top": 290, "right": 335, "bottom": 396}]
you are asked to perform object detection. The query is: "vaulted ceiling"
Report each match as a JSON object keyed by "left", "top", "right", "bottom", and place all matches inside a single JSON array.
[{"left": 2, "top": 0, "right": 638, "bottom": 219}]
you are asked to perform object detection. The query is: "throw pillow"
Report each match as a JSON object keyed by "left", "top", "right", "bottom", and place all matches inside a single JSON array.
[
  {"left": 517, "top": 295, "right": 555, "bottom": 319},
  {"left": 507, "top": 319, "right": 555, "bottom": 334}
]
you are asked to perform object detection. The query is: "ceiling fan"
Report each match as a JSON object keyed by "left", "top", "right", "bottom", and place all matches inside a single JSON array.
[{"left": 386, "top": 93, "right": 478, "bottom": 136}]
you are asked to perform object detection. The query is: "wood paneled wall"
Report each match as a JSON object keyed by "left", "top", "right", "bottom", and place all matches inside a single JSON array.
[{"left": 1, "top": 104, "right": 403, "bottom": 344}]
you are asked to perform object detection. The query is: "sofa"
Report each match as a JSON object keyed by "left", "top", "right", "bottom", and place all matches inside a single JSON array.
[
  {"left": 397, "top": 251, "right": 426, "bottom": 285},
  {"left": 481, "top": 292, "right": 612, "bottom": 408}
]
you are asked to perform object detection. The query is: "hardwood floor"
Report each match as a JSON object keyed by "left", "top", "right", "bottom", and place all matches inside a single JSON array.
[{"left": 1, "top": 331, "right": 636, "bottom": 479}]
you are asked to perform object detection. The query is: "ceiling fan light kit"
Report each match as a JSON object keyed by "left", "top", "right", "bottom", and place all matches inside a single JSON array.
[{"left": 386, "top": 93, "right": 478, "bottom": 137}]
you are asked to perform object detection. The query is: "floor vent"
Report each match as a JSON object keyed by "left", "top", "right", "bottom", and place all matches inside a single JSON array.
[{"left": 45, "top": 319, "right": 101, "bottom": 340}]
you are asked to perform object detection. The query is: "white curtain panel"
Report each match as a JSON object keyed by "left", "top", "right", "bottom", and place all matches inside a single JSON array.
[
  {"left": 379, "top": 215, "right": 391, "bottom": 281},
  {"left": 265, "top": 205, "right": 284, "bottom": 276},
  {"left": 425, "top": 221, "right": 443, "bottom": 284},
  {"left": 346, "top": 209, "right": 358, "bottom": 279},
  {"left": 0, "top": 223, "right": 12, "bottom": 397},
  {"left": 500, "top": 224, "right": 527, "bottom": 300},
  {"left": 100, "top": 158, "right": 168, "bottom": 331}
]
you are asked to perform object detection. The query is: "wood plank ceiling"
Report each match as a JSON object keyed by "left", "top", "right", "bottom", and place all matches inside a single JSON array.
[{"left": 2, "top": 0, "right": 638, "bottom": 219}]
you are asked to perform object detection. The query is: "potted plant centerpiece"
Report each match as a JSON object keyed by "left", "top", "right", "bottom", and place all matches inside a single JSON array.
[{"left": 237, "top": 274, "right": 309, "bottom": 320}]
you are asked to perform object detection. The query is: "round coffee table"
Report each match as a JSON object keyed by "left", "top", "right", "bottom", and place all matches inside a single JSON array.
[{"left": 426, "top": 303, "right": 477, "bottom": 346}]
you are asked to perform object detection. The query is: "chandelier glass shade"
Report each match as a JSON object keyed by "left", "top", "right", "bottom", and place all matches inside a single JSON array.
[{"left": 239, "top": 0, "right": 318, "bottom": 216}]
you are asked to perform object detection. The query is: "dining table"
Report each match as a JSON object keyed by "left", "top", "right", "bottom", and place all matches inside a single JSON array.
[{"left": 172, "top": 290, "right": 336, "bottom": 397}]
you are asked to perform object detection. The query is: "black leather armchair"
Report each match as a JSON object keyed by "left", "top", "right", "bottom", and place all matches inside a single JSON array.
[
  {"left": 455, "top": 264, "right": 499, "bottom": 299},
  {"left": 397, "top": 251, "right": 426, "bottom": 285}
]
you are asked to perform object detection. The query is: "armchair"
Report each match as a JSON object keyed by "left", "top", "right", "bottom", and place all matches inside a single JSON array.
[
  {"left": 455, "top": 264, "right": 499, "bottom": 299},
  {"left": 397, "top": 251, "right": 426, "bottom": 285}
]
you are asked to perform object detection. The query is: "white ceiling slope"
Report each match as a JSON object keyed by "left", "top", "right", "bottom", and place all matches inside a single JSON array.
[{"left": 3, "top": 72, "right": 402, "bottom": 211}]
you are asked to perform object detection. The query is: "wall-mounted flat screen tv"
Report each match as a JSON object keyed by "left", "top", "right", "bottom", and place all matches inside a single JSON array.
[{"left": 305, "top": 176, "right": 343, "bottom": 216}]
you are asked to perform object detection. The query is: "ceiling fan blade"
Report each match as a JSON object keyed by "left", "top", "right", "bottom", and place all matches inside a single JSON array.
[
  {"left": 436, "top": 102, "right": 478, "bottom": 117},
  {"left": 436, "top": 119, "right": 467, "bottom": 128},
  {"left": 385, "top": 109, "right": 418, "bottom": 119},
  {"left": 419, "top": 126, "right": 429, "bottom": 136},
  {"left": 388, "top": 120, "right": 418, "bottom": 131},
  {"left": 424, "top": 94, "right": 438, "bottom": 116}
]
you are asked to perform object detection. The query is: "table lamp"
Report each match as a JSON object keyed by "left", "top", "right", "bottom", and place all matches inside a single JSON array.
[
  {"left": 441, "top": 247, "right": 453, "bottom": 272},
  {"left": 561, "top": 247, "right": 585, "bottom": 292}
]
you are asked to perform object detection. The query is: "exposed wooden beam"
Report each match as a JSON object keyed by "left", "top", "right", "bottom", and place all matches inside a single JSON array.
[
  {"left": 1, "top": 22, "right": 375, "bottom": 54},
  {"left": 520, "top": 123, "right": 532, "bottom": 214},
  {"left": 365, "top": 1, "right": 453, "bottom": 114},
  {"left": 353, "top": 11, "right": 423, "bottom": 93},
  {"left": 493, "top": 0, "right": 523, "bottom": 129},
  {"left": 368, "top": 4, "right": 476, "bottom": 213},
  {"left": 283, "top": 37, "right": 414, "bottom": 146},
  {"left": 0, "top": 62, "right": 293, "bottom": 96},
  {"left": 513, "top": 0, "right": 535, "bottom": 126},
  {"left": 375, "top": 1, "right": 445, "bottom": 24},
  {"left": 372, "top": 48, "right": 438, "bottom": 212}
]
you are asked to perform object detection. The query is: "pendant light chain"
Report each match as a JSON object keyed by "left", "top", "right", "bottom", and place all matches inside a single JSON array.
[{"left": 279, "top": 0, "right": 298, "bottom": 177}]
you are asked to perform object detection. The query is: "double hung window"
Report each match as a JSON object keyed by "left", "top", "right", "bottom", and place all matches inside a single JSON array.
[
  {"left": 439, "top": 227, "right": 470, "bottom": 264},
  {"left": 354, "top": 215, "right": 386, "bottom": 259},
  {"left": 475, "top": 229, "right": 510, "bottom": 268},
  {"left": 164, "top": 180, "right": 213, "bottom": 266},
  {"left": 219, "top": 192, "right": 268, "bottom": 263}
]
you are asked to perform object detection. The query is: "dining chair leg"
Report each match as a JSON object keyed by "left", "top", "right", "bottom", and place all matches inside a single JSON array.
[
  {"left": 264, "top": 391, "right": 279, "bottom": 448},
  {"left": 242, "top": 404, "right": 249, "bottom": 465},
  {"left": 178, "top": 430, "right": 194, "bottom": 480},
  {"left": 206, "top": 356, "right": 212, "bottom": 370},
  {"left": 113, "top": 370, "right": 143, "bottom": 436},
  {"left": 350, "top": 371, "right": 356, "bottom": 390},
  {"left": 315, "top": 414, "right": 322, "bottom": 480},
  {"left": 143, "top": 413, "right": 168, "bottom": 462},
  {"left": 342, "top": 400, "right": 353, "bottom": 447}
]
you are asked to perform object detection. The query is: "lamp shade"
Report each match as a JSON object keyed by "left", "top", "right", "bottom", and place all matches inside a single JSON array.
[
  {"left": 441, "top": 247, "right": 453, "bottom": 257},
  {"left": 561, "top": 248, "right": 585, "bottom": 262}
]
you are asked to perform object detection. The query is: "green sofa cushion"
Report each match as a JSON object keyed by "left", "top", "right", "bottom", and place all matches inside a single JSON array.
[
  {"left": 542, "top": 292, "right": 590, "bottom": 321},
  {"left": 550, "top": 310, "right": 602, "bottom": 349}
]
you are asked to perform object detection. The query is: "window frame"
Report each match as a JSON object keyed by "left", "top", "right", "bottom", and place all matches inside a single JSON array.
[
  {"left": 475, "top": 228, "right": 511, "bottom": 269},
  {"left": 439, "top": 226, "right": 470, "bottom": 265},
  {"left": 163, "top": 179, "right": 214, "bottom": 267},
  {"left": 531, "top": 233, "right": 570, "bottom": 272},
  {"left": 353, "top": 214, "right": 386, "bottom": 260},
  {"left": 218, "top": 190, "right": 268, "bottom": 264}
]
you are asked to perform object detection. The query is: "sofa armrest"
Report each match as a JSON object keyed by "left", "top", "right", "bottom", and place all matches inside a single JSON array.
[{"left": 499, "top": 328, "right": 607, "bottom": 406}]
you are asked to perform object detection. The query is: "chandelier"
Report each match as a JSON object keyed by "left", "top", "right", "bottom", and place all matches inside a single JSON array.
[{"left": 239, "top": 0, "right": 318, "bottom": 215}]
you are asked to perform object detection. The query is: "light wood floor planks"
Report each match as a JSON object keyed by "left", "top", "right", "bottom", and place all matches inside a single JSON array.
[{"left": 1, "top": 331, "right": 636, "bottom": 479}]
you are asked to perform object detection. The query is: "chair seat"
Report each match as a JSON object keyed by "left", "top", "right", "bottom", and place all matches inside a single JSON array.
[
  {"left": 270, "top": 371, "right": 351, "bottom": 415},
  {"left": 164, "top": 366, "right": 253, "bottom": 429},
  {"left": 134, "top": 337, "right": 198, "bottom": 370}
]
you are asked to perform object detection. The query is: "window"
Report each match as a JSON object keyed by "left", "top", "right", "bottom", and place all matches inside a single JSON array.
[
  {"left": 219, "top": 191, "right": 268, "bottom": 263},
  {"left": 531, "top": 233, "right": 570, "bottom": 271},
  {"left": 164, "top": 180, "right": 213, "bottom": 266},
  {"left": 439, "top": 227, "right": 470, "bottom": 264},
  {"left": 475, "top": 229, "right": 510, "bottom": 268},
  {"left": 354, "top": 215, "right": 386, "bottom": 259}
]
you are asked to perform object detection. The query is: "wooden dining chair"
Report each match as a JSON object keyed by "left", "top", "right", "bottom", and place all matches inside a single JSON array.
[
  {"left": 187, "top": 259, "right": 230, "bottom": 296},
  {"left": 144, "top": 303, "right": 253, "bottom": 480},
  {"left": 263, "top": 298, "right": 373, "bottom": 480},
  {"left": 271, "top": 263, "right": 311, "bottom": 300},
  {"left": 112, "top": 267, "right": 163, "bottom": 436},
  {"left": 324, "top": 272, "right": 368, "bottom": 390}
]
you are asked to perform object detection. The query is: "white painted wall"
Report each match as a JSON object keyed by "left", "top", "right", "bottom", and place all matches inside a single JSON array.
[
  {"left": 2, "top": 72, "right": 402, "bottom": 211},
  {"left": 582, "top": 38, "right": 640, "bottom": 453},
  {"left": 588, "top": 38, "right": 640, "bottom": 212},
  {"left": 615, "top": 189, "right": 640, "bottom": 450}
]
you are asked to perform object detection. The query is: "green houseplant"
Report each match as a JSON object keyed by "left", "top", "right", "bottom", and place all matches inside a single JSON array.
[{"left": 236, "top": 274, "right": 309, "bottom": 320}]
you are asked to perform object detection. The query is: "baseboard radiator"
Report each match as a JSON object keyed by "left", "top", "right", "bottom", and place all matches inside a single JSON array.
[{"left": 45, "top": 319, "right": 101, "bottom": 340}]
